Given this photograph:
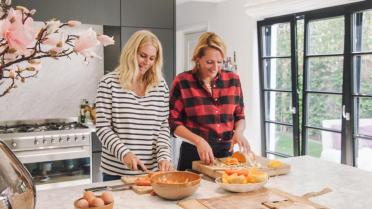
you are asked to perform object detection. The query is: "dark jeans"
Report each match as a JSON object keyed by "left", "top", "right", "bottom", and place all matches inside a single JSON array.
[
  {"left": 102, "top": 172, "right": 121, "bottom": 181},
  {"left": 177, "top": 141, "right": 231, "bottom": 171}
]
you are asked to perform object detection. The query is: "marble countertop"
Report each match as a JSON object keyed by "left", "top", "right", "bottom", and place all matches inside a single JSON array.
[{"left": 36, "top": 156, "right": 372, "bottom": 209}]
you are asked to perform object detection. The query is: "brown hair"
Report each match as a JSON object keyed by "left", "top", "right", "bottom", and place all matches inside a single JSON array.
[{"left": 192, "top": 32, "right": 226, "bottom": 64}]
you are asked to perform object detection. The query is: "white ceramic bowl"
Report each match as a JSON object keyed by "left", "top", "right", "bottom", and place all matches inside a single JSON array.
[{"left": 215, "top": 177, "right": 267, "bottom": 193}]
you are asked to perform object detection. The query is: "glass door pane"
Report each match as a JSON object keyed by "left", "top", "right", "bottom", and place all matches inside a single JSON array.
[
  {"left": 302, "top": 16, "right": 344, "bottom": 163},
  {"left": 353, "top": 10, "right": 372, "bottom": 170},
  {"left": 259, "top": 19, "right": 299, "bottom": 157}
]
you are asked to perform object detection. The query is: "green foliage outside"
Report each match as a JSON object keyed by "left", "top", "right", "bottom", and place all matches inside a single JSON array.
[{"left": 266, "top": 10, "right": 372, "bottom": 156}]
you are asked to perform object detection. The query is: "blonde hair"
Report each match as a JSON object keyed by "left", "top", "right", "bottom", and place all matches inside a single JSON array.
[
  {"left": 116, "top": 30, "right": 163, "bottom": 92},
  {"left": 192, "top": 32, "right": 226, "bottom": 65}
]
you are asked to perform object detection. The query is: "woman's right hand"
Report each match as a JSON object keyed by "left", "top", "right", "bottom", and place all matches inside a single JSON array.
[
  {"left": 122, "top": 152, "right": 148, "bottom": 172},
  {"left": 195, "top": 138, "right": 214, "bottom": 165}
]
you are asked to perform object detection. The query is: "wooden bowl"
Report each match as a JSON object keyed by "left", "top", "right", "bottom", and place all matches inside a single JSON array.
[
  {"left": 74, "top": 198, "right": 113, "bottom": 209},
  {"left": 151, "top": 171, "right": 201, "bottom": 200}
]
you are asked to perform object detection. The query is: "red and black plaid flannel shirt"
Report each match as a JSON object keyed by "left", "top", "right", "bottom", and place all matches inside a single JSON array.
[{"left": 169, "top": 69, "right": 245, "bottom": 146}]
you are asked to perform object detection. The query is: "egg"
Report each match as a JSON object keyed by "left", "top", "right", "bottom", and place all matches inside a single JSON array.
[
  {"left": 101, "top": 191, "right": 114, "bottom": 204},
  {"left": 83, "top": 191, "right": 95, "bottom": 202},
  {"left": 88, "top": 197, "right": 97, "bottom": 207},
  {"left": 91, "top": 197, "right": 105, "bottom": 207},
  {"left": 76, "top": 198, "right": 89, "bottom": 208}
]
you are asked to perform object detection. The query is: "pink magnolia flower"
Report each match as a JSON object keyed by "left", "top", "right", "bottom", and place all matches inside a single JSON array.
[
  {"left": 0, "top": 8, "right": 34, "bottom": 54},
  {"left": 74, "top": 28, "right": 99, "bottom": 56},
  {"left": 67, "top": 20, "right": 81, "bottom": 27},
  {"left": 45, "top": 20, "right": 61, "bottom": 35},
  {"left": 97, "top": 34, "right": 115, "bottom": 46}
]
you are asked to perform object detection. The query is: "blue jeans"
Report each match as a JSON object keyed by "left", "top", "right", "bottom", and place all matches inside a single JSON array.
[{"left": 102, "top": 173, "right": 121, "bottom": 181}]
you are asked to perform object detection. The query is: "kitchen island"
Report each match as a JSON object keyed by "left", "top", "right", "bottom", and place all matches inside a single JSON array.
[{"left": 36, "top": 156, "right": 372, "bottom": 209}]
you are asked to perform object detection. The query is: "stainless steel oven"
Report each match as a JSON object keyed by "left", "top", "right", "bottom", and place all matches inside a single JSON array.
[{"left": 0, "top": 118, "right": 92, "bottom": 190}]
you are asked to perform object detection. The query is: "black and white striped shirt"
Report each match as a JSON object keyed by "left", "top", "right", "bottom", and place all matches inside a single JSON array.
[{"left": 95, "top": 71, "right": 171, "bottom": 176}]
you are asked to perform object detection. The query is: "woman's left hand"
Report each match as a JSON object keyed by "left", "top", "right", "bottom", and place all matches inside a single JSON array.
[
  {"left": 158, "top": 159, "right": 173, "bottom": 171},
  {"left": 229, "top": 133, "right": 251, "bottom": 154}
]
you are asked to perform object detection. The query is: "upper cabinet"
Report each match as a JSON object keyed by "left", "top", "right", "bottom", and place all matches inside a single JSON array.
[
  {"left": 12, "top": 0, "right": 121, "bottom": 26},
  {"left": 121, "top": 0, "right": 174, "bottom": 28}
]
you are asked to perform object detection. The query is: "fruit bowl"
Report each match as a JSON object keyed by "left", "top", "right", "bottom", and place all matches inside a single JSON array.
[
  {"left": 150, "top": 171, "right": 201, "bottom": 200},
  {"left": 215, "top": 177, "right": 267, "bottom": 193}
]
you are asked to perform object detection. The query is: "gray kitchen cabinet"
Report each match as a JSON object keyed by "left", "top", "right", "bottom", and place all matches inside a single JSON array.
[
  {"left": 103, "top": 26, "right": 122, "bottom": 74},
  {"left": 121, "top": 27, "right": 174, "bottom": 87},
  {"left": 121, "top": 0, "right": 174, "bottom": 29},
  {"left": 12, "top": 0, "right": 121, "bottom": 26}
]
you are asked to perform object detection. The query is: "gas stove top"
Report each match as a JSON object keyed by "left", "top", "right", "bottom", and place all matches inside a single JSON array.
[
  {"left": 0, "top": 118, "right": 92, "bottom": 151},
  {"left": 0, "top": 121, "right": 88, "bottom": 134}
]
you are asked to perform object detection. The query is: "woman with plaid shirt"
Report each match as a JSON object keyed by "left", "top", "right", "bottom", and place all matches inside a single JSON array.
[{"left": 169, "top": 32, "right": 251, "bottom": 171}]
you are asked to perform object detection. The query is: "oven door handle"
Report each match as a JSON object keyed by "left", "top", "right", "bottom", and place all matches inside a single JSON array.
[{"left": 14, "top": 146, "right": 91, "bottom": 164}]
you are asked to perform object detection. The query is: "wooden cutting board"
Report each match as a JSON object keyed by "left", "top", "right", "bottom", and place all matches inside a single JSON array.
[
  {"left": 192, "top": 156, "right": 291, "bottom": 179},
  {"left": 121, "top": 176, "right": 153, "bottom": 194},
  {"left": 178, "top": 187, "right": 331, "bottom": 209}
]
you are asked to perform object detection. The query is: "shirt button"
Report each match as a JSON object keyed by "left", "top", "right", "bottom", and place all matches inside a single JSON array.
[
  {"left": 214, "top": 98, "right": 218, "bottom": 102},
  {"left": 218, "top": 138, "right": 222, "bottom": 141},
  {"left": 213, "top": 85, "right": 216, "bottom": 88},
  {"left": 215, "top": 110, "right": 218, "bottom": 113},
  {"left": 217, "top": 124, "right": 220, "bottom": 127}
]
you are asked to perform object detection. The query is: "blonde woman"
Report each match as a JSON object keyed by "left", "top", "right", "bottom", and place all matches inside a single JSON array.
[
  {"left": 169, "top": 32, "right": 251, "bottom": 171},
  {"left": 96, "top": 30, "right": 172, "bottom": 181}
]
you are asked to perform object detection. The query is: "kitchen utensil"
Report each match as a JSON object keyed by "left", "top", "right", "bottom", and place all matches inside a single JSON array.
[
  {"left": 150, "top": 171, "right": 201, "bottom": 200},
  {"left": 85, "top": 184, "right": 131, "bottom": 192},
  {"left": 0, "top": 141, "right": 36, "bottom": 209}
]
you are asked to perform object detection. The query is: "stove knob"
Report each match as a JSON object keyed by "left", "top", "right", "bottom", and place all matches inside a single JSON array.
[
  {"left": 66, "top": 137, "right": 71, "bottom": 142},
  {"left": 74, "top": 135, "right": 78, "bottom": 141},
  {"left": 51, "top": 139, "right": 56, "bottom": 144},
  {"left": 34, "top": 139, "right": 40, "bottom": 145},
  {"left": 59, "top": 137, "right": 63, "bottom": 143},
  {"left": 82, "top": 135, "right": 86, "bottom": 141},
  {"left": 11, "top": 141, "right": 17, "bottom": 148},
  {"left": 43, "top": 139, "right": 48, "bottom": 144}
]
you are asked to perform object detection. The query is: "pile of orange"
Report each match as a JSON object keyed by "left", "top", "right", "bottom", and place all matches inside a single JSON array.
[{"left": 222, "top": 167, "right": 268, "bottom": 184}]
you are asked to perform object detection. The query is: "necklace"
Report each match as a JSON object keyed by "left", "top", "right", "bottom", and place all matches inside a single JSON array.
[{"left": 204, "top": 82, "right": 212, "bottom": 93}]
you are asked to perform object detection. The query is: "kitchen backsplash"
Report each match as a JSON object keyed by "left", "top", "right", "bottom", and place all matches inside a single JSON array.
[{"left": 0, "top": 24, "right": 104, "bottom": 121}]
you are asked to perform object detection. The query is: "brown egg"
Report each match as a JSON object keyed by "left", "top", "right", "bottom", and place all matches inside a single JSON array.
[
  {"left": 88, "top": 197, "right": 97, "bottom": 207},
  {"left": 83, "top": 191, "right": 95, "bottom": 201},
  {"left": 91, "top": 197, "right": 105, "bottom": 207},
  {"left": 101, "top": 191, "right": 114, "bottom": 204},
  {"left": 76, "top": 199, "right": 89, "bottom": 208}
]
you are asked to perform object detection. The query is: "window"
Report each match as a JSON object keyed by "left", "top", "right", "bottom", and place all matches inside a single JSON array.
[{"left": 258, "top": 1, "right": 372, "bottom": 171}]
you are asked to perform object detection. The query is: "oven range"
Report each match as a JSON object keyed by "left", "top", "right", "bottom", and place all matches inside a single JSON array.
[{"left": 0, "top": 118, "right": 93, "bottom": 190}]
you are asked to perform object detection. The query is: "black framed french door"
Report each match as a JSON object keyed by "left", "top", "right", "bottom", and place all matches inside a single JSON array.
[
  {"left": 257, "top": 16, "right": 300, "bottom": 158},
  {"left": 301, "top": 11, "right": 350, "bottom": 164},
  {"left": 258, "top": 1, "right": 372, "bottom": 168}
]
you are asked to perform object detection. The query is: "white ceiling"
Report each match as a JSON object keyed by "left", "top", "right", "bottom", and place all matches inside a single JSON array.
[
  {"left": 176, "top": 0, "right": 227, "bottom": 5},
  {"left": 176, "top": 0, "right": 366, "bottom": 19}
]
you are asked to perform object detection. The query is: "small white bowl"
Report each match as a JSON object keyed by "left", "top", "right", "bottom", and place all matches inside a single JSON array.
[{"left": 215, "top": 177, "right": 267, "bottom": 193}]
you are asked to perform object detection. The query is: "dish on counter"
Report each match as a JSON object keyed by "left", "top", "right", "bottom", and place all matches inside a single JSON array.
[
  {"left": 150, "top": 171, "right": 201, "bottom": 200},
  {"left": 215, "top": 177, "right": 267, "bottom": 193}
]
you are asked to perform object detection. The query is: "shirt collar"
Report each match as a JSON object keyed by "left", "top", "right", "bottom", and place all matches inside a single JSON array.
[{"left": 191, "top": 68, "right": 221, "bottom": 84}]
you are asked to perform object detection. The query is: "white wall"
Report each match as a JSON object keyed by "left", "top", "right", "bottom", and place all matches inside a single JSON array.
[
  {"left": 176, "top": 0, "right": 262, "bottom": 154},
  {"left": 0, "top": 24, "right": 103, "bottom": 121}
]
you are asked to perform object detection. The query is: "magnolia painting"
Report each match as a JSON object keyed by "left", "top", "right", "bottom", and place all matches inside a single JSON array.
[{"left": 0, "top": 0, "right": 114, "bottom": 97}]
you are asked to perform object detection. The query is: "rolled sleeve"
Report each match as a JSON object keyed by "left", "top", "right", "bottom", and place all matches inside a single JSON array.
[
  {"left": 168, "top": 79, "right": 186, "bottom": 136},
  {"left": 234, "top": 76, "right": 245, "bottom": 121}
]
